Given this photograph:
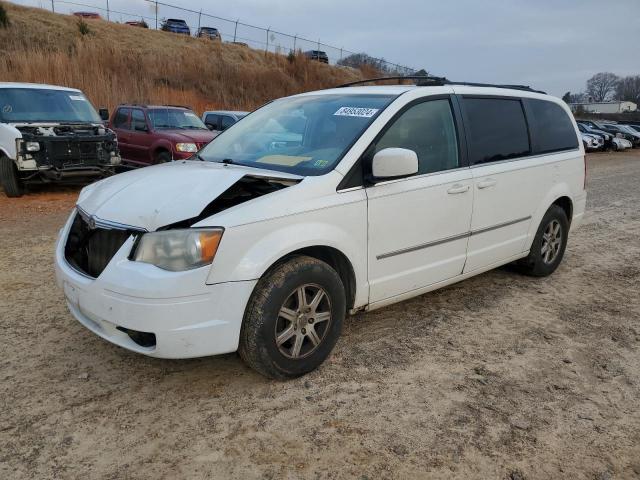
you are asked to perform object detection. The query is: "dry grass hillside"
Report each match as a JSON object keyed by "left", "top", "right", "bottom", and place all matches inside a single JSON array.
[{"left": 0, "top": 2, "right": 363, "bottom": 113}]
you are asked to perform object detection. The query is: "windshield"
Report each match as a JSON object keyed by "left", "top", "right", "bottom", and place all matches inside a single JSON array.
[
  {"left": 0, "top": 88, "right": 101, "bottom": 123},
  {"left": 148, "top": 109, "right": 208, "bottom": 130},
  {"left": 198, "top": 93, "right": 395, "bottom": 175}
]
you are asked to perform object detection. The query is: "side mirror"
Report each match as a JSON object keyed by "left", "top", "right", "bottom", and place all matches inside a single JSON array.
[
  {"left": 205, "top": 123, "right": 215, "bottom": 131},
  {"left": 371, "top": 148, "right": 419, "bottom": 180},
  {"left": 98, "top": 108, "right": 109, "bottom": 121}
]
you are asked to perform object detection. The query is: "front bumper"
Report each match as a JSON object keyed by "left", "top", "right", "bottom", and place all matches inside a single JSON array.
[{"left": 54, "top": 212, "right": 256, "bottom": 359}]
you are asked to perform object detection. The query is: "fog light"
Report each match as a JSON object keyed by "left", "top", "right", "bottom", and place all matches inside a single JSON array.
[{"left": 25, "top": 141, "right": 40, "bottom": 152}]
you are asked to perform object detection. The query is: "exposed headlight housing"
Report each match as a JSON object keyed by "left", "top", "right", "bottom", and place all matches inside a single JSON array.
[
  {"left": 175, "top": 143, "right": 197, "bottom": 153},
  {"left": 25, "top": 141, "right": 41, "bottom": 152},
  {"left": 132, "top": 228, "right": 223, "bottom": 271}
]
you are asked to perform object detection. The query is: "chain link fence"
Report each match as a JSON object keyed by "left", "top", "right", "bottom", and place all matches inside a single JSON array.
[{"left": 11, "top": 0, "right": 415, "bottom": 75}]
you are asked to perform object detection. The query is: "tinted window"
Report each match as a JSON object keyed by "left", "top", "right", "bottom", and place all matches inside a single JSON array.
[
  {"left": 205, "top": 114, "right": 221, "bottom": 129},
  {"left": 526, "top": 99, "right": 578, "bottom": 153},
  {"left": 113, "top": 108, "right": 131, "bottom": 129},
  {"left": 221, "top": 115, "right": 235, "bottom": 130},
  {"left": 463, "top": 98, "right": 530, "bottom": 164},
  {"left": 375, "top": 99, "right": 459, "bottom": 175},
  {"left": 131, "top": 109, "right": 147, "bottom": 131}
]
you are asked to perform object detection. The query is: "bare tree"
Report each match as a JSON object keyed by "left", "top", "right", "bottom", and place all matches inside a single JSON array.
[
  {"left": 615, "top": 75, "right": 640, "bottom": 103},
  {"left": 586, "top": 72, "right": 620, "bottom": 102}
]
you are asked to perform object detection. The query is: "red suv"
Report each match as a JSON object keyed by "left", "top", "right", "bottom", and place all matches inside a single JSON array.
[{"left": 109, "top": 105, "right": 216, "bottom": 165}]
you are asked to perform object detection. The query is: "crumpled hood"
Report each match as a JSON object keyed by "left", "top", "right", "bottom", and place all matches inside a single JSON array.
[{"left": 77, "top": 161, "right": 300, "bottom": 231}]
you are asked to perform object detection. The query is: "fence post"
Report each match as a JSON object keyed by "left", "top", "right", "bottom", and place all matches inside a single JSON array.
[
  {"left": 317, "top": 38, "right": 320, "bottom": 52},
  {"left": 340, "top": 47, "right": 343, "bottom": 61},
  {"left": 155, "top": 0, "right": 158, "bottom": 30},
  {"left": 50, "top": 0, "right": 54, "bottom": 12},
  {"left": 233, "top": 19, "right": 238, "bottom": 42},
  {"left": 106, "top": 0, "right": 110, "bottom": 21},
  {"left": 198, "top": 9, "right": 201, "bottom": 34},
  {"left": 265, "top": 27, "right": 270, "bottom": 53},
  {"left": 293, "top": 35, "right": 297, "bottom": 54}
]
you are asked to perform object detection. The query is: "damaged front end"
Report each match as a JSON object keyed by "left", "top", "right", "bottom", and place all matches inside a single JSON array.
[{"left": 15, "top": 123, "right": 121, "bottom": 183}]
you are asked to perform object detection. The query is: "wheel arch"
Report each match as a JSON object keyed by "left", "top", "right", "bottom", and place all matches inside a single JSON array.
[
  {"left": 262, "top": 245, "right": 358, "bottom": 313},
  {"left": 552, "top": 195, "right": 573, "bottom": 225}
]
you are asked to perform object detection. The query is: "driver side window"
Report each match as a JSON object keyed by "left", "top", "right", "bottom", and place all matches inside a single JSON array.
[{"left": 375, "top": 99, "right": 459, "bottom": 175}]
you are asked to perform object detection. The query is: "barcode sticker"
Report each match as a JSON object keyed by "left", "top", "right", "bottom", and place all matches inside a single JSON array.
[{"left": 334, "top": 107, "right": 379, "bottom": 118}]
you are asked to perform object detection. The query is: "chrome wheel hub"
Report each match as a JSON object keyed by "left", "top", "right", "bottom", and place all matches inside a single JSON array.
[
  {"left": 541, "top": 219, "right": 562, "bottom": 264},
  {"left": 275, "top": 284, "right": 332, "bottom": 359}
]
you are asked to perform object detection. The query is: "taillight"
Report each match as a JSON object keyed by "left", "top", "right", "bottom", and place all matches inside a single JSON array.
[{"left": 583, "top": 155, "right": 587, "bottom": 190}]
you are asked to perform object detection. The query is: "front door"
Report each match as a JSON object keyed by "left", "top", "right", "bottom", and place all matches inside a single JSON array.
[{"left": 366, "top": 97, "right": 473, "bottom": 304}]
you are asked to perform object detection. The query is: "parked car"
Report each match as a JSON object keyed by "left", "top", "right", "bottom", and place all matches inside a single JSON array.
[
  {"left": 161, "top": 18, "right": 190, "bottom": 35},
  {"left": 581, "top": 132, "right": 603, "bottom": 151},
  {"left": 125, "top": 20, "right": 149, "bottom": 28},
  {"left": 597, "top": 123, "right": 640, "bottom": 147},
  {"left": 612, "top": 136, "right": 632, "bottom": 151},
  {"left": 197, "top": 27, "right": 221, "bottom": 41},
  {"left": 109, "top": 105, "right": 216, "bottom": 166},
  {"left": 0, "top": 82, "right": 120, "bottom": 197},
  {"left": 577, "top": 123, "right": 612, "bottom": 149},
  {"left": 73, "top": 11, "right": 101, "bottom": 19},
  {"left": 201, "top": 110, "right": 249, "bottom": 135},
  {"left": 56, "top": 81, "right": 586, "bottom": 378},
  {"left": 304, "top": 50, "right": 329, "bottom": 63}
]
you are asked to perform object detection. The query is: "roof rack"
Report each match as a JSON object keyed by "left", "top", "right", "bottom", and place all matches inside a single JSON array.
[{"left": 336, "top": 76, "right": 546, "bottom": 94}]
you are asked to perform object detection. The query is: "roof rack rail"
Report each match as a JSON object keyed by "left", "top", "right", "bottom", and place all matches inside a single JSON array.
[{"left": 336, "top": 76, "right": 546, "bottom": 94}]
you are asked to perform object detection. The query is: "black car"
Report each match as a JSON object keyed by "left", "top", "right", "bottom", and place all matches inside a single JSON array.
[
  {"left": 597, "top": 123, "right": 640, "bottom": 147},
  {"left": 304, "top": 50, "right": 329, "bottom": 64},
  {"left": 161, "top": 18, "right": 190, "bottom": 35},
  {"left": 197, "top": 27, "right": 221, "bottom": 41}
]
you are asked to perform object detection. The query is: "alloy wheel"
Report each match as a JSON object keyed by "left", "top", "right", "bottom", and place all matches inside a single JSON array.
[
  {"left": 275, "top": 284, "right": 332, "bottom": 359},
  {"left": 541, "top": 219, "right": 562, "bottom": 264}
]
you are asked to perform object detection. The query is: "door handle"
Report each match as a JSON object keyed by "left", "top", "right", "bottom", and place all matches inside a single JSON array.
[
  {"left": 447, "top": 184, "right": 470, "bottom": 194},
  {"left": 477, "top": 178, "right": 497, "bottom": 189}
]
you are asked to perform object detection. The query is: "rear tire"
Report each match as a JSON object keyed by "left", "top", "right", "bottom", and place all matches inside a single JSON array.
[
  {"left": 0, "top": 156, "right": 25, "bottom": 198},
  {"left": 516, "top": 204, "right": 569, "bottom": 277},
  {"left": 239, "top": 255, "right": 346, "bottom": 379}
]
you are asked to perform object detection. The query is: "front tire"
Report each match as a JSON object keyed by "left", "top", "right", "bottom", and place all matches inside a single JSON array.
[
  {"left": 516, "top": 204, "right": 569, "bottom": 277},
  {"left": 0, "top": 156, "right": 25, "bottom": 198},
  {"left": 154, "top": 150, "right": 172, "bottom": 164},
  {"left": 239, "top": 256, "right": 346, "bottom": 379}
]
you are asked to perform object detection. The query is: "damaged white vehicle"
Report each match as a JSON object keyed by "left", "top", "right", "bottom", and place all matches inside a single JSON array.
[
  {"left": 55, "top": 79, "right": 586, "bottom": 378},
  {"left": 0, "top": 83, "right": 120, "bottom": 197}
]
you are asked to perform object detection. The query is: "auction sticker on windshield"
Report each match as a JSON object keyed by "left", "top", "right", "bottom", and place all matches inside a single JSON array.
[{"left": 334, "top": 107, "right": 379, "bottom": 118}]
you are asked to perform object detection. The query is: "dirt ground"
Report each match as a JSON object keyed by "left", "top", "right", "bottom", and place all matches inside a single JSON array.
[{"left": 1, "top": 151, "right": 639, "bottom": 480}]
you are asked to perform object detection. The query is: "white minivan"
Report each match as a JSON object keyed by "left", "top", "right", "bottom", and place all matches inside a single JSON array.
[{"left": 55, "top": 79, "right": 586, "bottom": 379}]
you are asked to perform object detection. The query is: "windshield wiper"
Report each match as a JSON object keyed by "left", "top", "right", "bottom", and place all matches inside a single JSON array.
[{"left": 221, "top": 158, "right": 235, "bottom": 165}]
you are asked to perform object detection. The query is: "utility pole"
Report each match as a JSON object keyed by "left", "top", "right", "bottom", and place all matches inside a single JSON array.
[
  {"left": 265, "top": 27, "right": 270, "bottom": 53},
  {"left": 155, "top": 0, "right": 158, "bottom": 30},
  {"left": 106, "top": 0, "right": 110, "bottom": 21},
  {"left": 233, "top": 19, "right": 239, "bottom": 42},
  {"left": 197, "top": 9, "right": 201, "bottom": 34},
  {"left": 293, "top": 35, "right": 297, "bottom": 53},
  {"left": 51, "top": 0, "right": 54, "bottom": 13}
]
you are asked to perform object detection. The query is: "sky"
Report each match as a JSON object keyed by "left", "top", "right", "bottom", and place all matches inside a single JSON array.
[{"left": 15, "top": 0, "right": 640, "bottom": 97}]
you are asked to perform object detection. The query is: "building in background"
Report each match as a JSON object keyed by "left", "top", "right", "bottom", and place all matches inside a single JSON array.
[{"left": 569, "top": 101, "right": 637, "bottom": 114}]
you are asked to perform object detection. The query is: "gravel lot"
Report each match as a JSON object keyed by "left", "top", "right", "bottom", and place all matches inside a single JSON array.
[{"left": 1, "top": 151, "right": 639, "bottom": 479}]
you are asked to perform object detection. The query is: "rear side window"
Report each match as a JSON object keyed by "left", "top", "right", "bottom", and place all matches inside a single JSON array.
[
  {"left": 205, "top": 114, "right": 220, "bottom": 129},
  {"left": 463, "top": 98, "right": 530, "bottom": 164},
  {"left": 221, "top": 115, "right": 235, "bottom": 130},
  {"left": 526, "top": 99, "right": 578, "bottom": 153},
  {"left": 113, "top": 108, "right": 130, "bottom": 129}
]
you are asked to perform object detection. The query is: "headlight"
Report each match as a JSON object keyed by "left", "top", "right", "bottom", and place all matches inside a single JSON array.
[
  {"left": 175, "top": 143, "right": 197, "bottom": 153},
  {"left": 25, "top": 141, "right": 40, "bottom": 152},
  {"left": 132, "top": 228, "right": 223, "bottom": 271}
]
